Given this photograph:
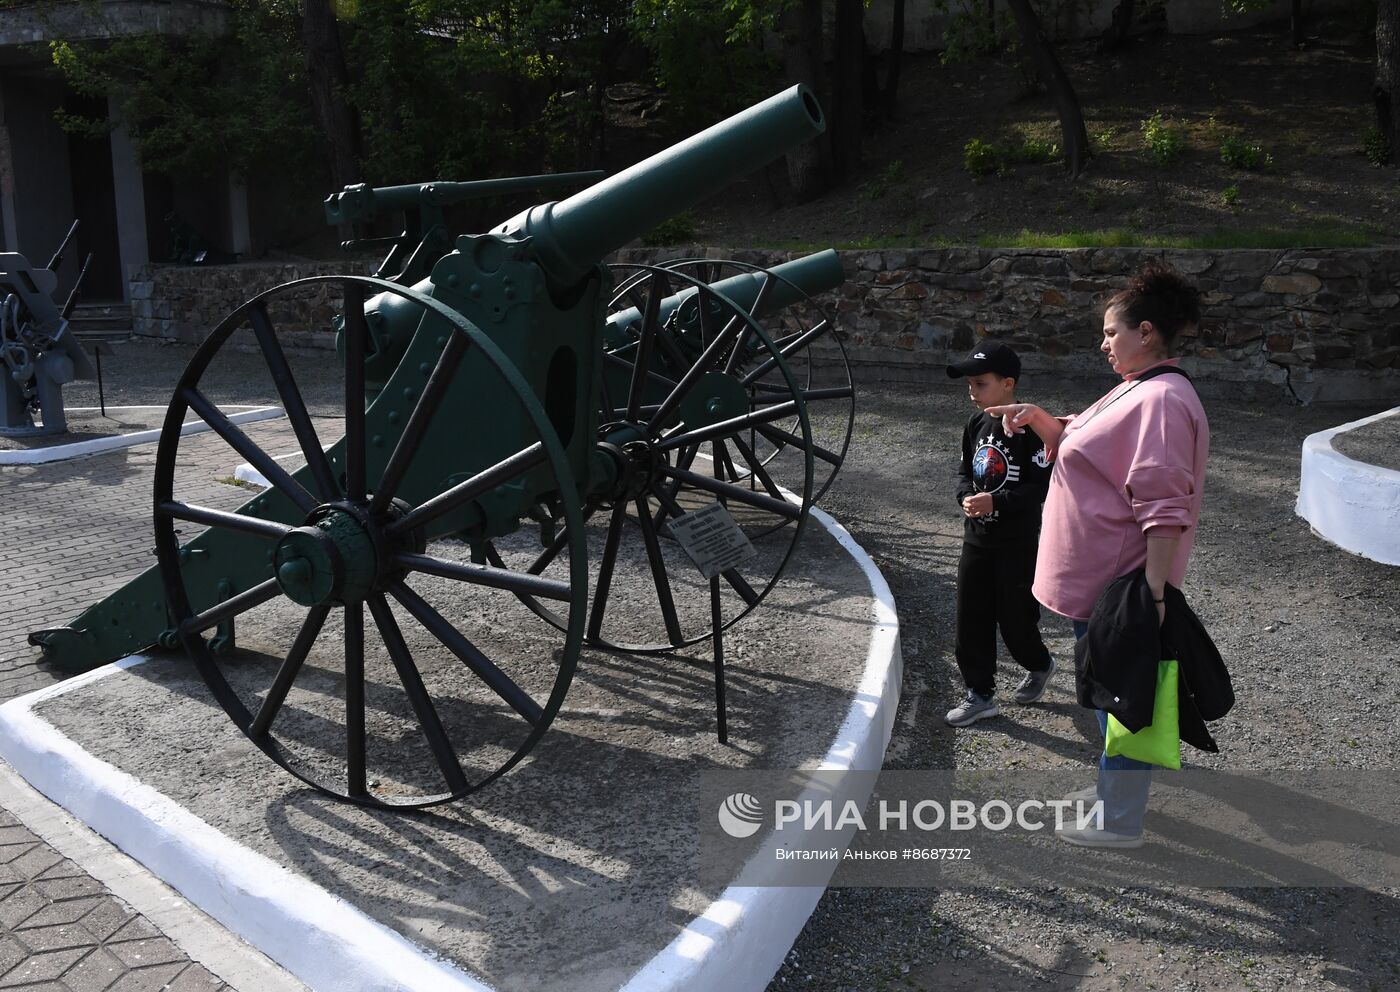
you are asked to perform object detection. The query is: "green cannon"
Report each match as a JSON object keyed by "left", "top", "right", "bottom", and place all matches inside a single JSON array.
[{"left": 30, "top": 85, "right": 854, "bottom": 808}]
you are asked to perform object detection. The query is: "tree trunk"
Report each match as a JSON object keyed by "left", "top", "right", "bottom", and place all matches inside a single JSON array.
[
  {"left": 1291, "top": 0, "right": 1305, "bottom": 48},
  {"left": 879, "top": 0, "right": 906, "bottom": 119},
  {"left": 1378, "top": 0, "right": 1400, "bottom": 164},
  {"left": 777, "top": 0, "right": 829, "bottom": 202},
  {"left": 831, "top": 0, "right": 865, "bottom": 181},
  {"left": 1005, "top": 0, "right": 1090, "bottom": 177},
  {"left": 1098, "top": 0, "right": 1134, "bottom": 52},
  {"left": 300, "top": 0, "right": 360, "bottom": 193}
]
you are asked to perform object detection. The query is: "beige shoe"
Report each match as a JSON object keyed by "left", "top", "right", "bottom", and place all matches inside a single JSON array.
[{"left": 1056, "top": 823, "right": 1144, "bottom": 849}]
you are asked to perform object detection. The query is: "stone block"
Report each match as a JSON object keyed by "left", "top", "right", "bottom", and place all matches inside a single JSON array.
[{"left": 1261, "top": 273, "right": 1323, "bottom": 295}]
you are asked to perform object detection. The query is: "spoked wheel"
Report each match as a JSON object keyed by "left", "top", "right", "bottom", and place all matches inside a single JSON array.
[
  {"left": 152, "top": 275, "right": 586, "bottom": 809},
  {"left": 496, "top": 264, "right": 814, "bottom": 653},
  {"left": 655, "top": 256, "right": 854, "bottom": 512}
]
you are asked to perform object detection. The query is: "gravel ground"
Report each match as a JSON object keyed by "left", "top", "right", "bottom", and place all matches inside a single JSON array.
[
  {"left": 1333, "top": 412, "right": 1400, "bottom": 474},
  {"left": 767, "top": 367, "right": 1400, "bottom": 992},
  {"left": 33, "top": 340, "right": 1400, "bottom": 991}
]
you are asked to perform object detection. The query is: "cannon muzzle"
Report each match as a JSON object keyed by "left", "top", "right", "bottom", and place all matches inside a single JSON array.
[{"left": 495, "top": 85, "right": 825, "bottom": 287}]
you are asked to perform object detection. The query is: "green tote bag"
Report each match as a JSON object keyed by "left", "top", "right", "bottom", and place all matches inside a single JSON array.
[{"left": 1104, "top": 659, "right": 1182, "bottom": 770}]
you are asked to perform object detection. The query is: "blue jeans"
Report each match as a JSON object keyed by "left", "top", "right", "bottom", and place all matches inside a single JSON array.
[{"left": 1073, "top": 620, "right": 1151, "bottom": 836}]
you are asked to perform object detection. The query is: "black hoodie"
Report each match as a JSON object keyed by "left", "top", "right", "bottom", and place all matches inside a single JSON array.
[{"left": 954, "top": 409, "right": 1053, "bottom": 548}]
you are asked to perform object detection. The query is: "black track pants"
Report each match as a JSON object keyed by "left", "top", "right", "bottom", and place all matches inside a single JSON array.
[{"left": 953, "top": 541, "right": 1052, "bottom": 698}]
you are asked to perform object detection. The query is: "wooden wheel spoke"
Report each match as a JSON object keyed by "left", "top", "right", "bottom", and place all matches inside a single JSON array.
[
  {"left": 604, "top": 352, "right": 680, "bottom": 395},
  {"left": 182, "top": 387, "right": 317, "bottom": 514},
  {"left": 367, "top": 594, "right": 469, "bottom": 794},
  {"left": 368, "top": 331, "right": 469, "bottom": 517},
  {"left": 587, "top": 503, "right": 628, "bottom": 641},
  {"left": 648, "top": 314, "right": 743, "bottom": 431},
  {"left": 723, "top": 568, "right": 760, "bottom": 605},
  {"left": 394, "top": 551, "right": 572, "bottom": 602},
  {"left": 635, "top": 497, "right": 684, "bottom": 646},
  {"left": 343, "top": 282, "right": 368, "bottom": 502},
  {"left": 517, "top": 502, "right": 598, "bottom": 575},
  {"left": 661, "top": 465, "right": 802, "bottom": 520},
  {"left": 251, "top": 605, "right": 330, "bottom": 738},
  {"left": 625, "top": 271, "right": 670, "bottom": 420},
  {"left": 712, "top": 438, "right": 738, "bottom": 484},
  {"left": 653, "top": 399, "right": 800, "bottom": 453},
  {"left": 249, "top": 302, "right": 338, "bottom": 502},
  {"left": 729, "top": 435, "right": 785, "bottom": 500},
  {"left": 388, "top": 583, "right": 543, "bottom": 726},
  {"left": 385, "top": 441, "right": 548, "bottom": 537},
  {"left": 723, "top": 273, "right": 774, "bottom": 374},
  {"left": 753, "top": 421, "right": 843, "bottom": 465},
  {"left": 158, "top": 501, "right": 291, "bottom": 541},
  {"left": 344, "top": 601, "right": 367, "bottom": 796},
  {"left": 740, "top": 319, "right": 830, "bottom": 385},
  {"left": 180, "top": 577, "right": 281, "bottom": 637}
]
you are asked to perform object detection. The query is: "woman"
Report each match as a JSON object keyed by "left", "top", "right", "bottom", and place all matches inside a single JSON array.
[{"left": 987, "top": 260, "right": 1210, "bottom": 849}]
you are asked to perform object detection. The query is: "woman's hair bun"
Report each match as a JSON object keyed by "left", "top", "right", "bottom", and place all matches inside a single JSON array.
[{"left": 1107, "top": 260, "right": 1202, "bottom": 346}]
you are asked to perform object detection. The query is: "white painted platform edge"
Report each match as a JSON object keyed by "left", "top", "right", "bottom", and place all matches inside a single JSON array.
[
  {"left": 0, "top": 658, "right": 495, "bottom": 992},
  {"left": 619, "top": 501, "right": 903, "bottom": 992},
  {"left": 1295, "top": 406, "right": 1400, "bottom": 566},
  {"left": 0, "top": 760, "right": 310, "bottom": 992},
  {"left": 0, "top": 406, "right": 284, "bottom": 465},
  {"left": 0, "top": 500, "right": 900, "bottom": 992}
]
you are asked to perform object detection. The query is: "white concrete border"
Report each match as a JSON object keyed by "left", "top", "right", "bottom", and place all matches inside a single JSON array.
[
  {"left": 0, "top": 505, "right": 902, "bottom": 992},
  {"left": 0, "top": 405, "right": 284, "bottom": 466},
  {"left": 619, "top": 501, "right": 903, "bottom": 992},
  {"left": 0, "top": 658, "right": 495, "bottom": 992},
  {"left": 1296, "top": 406, "right": 1400, "bottom": 566}
]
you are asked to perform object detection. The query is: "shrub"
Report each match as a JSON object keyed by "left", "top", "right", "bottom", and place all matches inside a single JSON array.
[
  {"left": 864, "top": 159, "right": 906, "bottom": 199},
  {"left": 642, "top": 211, "right": 698, "bottom": 246},
  {"left": 1221, "top": 185, "right": 1240, "bottom": 208},
  {"left": 1140, "top": 111, "right": 1185, "bottom": 167},
  {"left": 1009, "top": 137, "right": 1059, "bottom": 164},
  {"left": 1220, "top": 134, "right": 1272, "bottom": 171},
  {"left": 1091, "top": 126, "right": 1118, "bottom": 153},
  {"left": 963, "top": 138, "right": 1000, "bottom": 177},
  {"left": 1363, "top": 125, "right": 1392, "bottom": 166}
]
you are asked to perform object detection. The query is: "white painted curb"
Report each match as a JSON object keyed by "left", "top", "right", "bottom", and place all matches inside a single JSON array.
[
  {"left": 0, "top": 406, "right": 284, "bottom": 466},
  {"left": 619, "top": 501, "right": 902, "bottom": 992},
  {"left": 0, "top": 504, "right": 901, "bottom": 992},
  {"left": 0, "top": 658, "right": 494, "bottom": 992},
  {"left": 1296, "top": 406, "right": 1400, "bottom": 566}
]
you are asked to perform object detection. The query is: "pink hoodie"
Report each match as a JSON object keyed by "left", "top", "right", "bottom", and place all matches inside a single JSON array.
[{"left": 1033, "top": 359, "right": 1210, "bottom": 621}]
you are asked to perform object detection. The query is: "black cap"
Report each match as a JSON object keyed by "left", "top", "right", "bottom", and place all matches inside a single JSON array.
[{"left": 946, "top": 341, "right": 1021, "bottom": 379}]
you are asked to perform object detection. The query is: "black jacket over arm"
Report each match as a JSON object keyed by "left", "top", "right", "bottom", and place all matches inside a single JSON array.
[{"left": 1073, "top": 569, "right": 1234, "bottom": 752}]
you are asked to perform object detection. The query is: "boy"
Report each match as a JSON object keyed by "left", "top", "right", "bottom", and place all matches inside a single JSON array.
[{"left": 945, "top": 341, "right": 1055, "bottom": 727}]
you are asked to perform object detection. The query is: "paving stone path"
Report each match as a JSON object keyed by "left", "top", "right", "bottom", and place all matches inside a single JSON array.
[{"left": 0, "top": 415, "right": 307, "bottom": 991}]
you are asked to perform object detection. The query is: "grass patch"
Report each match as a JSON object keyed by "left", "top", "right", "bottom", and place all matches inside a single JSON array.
[
  {"left": 973, "top": 225, "right": 1378, "bottom": 249},
  {"left": 757, "top": 224, "right": 1381, "bottom": 252},
  {"left": 216, "top": 475, "right": 264, "bottom": 490}
]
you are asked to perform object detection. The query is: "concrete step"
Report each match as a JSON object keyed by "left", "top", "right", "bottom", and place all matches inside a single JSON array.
[{"left": 68, "top": 302, "right": 132, "bottom": 341}]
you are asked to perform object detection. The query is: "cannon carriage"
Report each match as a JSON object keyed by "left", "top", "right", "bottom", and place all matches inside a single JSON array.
[{"left": 30, "top": 85, "right": 854, "bottom": 809}]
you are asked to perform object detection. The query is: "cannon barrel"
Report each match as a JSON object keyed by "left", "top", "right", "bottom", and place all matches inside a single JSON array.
[
  {"left": 604, "top": 250, "right": 844, "bottom": 340},
  {"left": 495, "top": 85, "right": 825, "bottom": 287},
  {"left": 323, "top": 171, "right": 608, "bottom": 228}
]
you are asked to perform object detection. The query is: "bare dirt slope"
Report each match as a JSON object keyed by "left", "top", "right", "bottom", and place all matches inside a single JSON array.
[{"left": 691, "top": 18, "right": 1396, "bottom": 249}]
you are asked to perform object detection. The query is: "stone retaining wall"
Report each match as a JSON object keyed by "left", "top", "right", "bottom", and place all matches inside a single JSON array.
[{"left": 130, "top": 247, "right": 1400, "bottom": 402}]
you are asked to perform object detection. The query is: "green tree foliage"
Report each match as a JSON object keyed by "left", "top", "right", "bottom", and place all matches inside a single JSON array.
[
  {"left": 51, "top": 0, "right": 316, "bottom": 179},
  {"left": 50, "top": 0, "right": 633, "bottom": 189},
  {"left": 628, "top": 0, "right": 780, "bottom": 123}
]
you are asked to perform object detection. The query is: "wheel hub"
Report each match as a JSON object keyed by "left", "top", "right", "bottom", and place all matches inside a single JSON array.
[{"left": 273, "top": 506, "right": 379, "bottom": 606}]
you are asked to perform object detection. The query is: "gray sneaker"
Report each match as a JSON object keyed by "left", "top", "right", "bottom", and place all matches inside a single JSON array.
[
  {"left": 945, "top": 690, "right": 999, "bottom": 727},
  {"left": 1013, "top": 655, "right": 1056, "bottom": 704}
]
